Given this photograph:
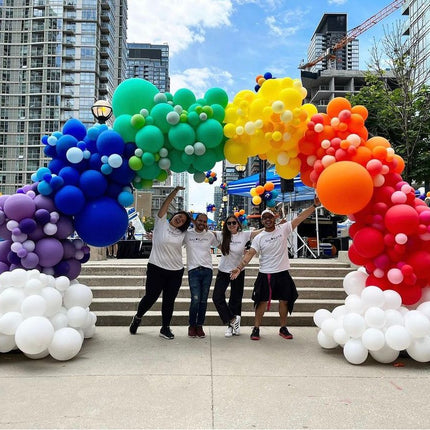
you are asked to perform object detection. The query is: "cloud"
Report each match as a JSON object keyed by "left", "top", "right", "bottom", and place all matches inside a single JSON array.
[
  {"left": 328, "top": 0, "right": 347, "bottom": 4},
  {"left": 127, "top": 0, "right": 234, "bottom": 55},
  {"left": 264, "top": 7, "right": 310, "bottom": 38}
]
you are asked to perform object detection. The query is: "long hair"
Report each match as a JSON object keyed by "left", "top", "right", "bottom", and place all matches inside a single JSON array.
[
  {"left": 170, "top": 211, "right": 192, "bottom": 232},
  {"left": 220, "top": 214, "right": 242, "bottom": 255}
]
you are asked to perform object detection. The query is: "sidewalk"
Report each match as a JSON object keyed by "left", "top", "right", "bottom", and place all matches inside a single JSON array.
[{"left": 1, "top": 326, "right": 429, "bottom": 429}]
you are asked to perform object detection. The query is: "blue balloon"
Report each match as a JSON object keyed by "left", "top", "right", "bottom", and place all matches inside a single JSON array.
[
  {"left": 89, "top": 153, "right": 103, "bottom": 170},
  {"left": 264, "top": 72, "right": 273, "bottom": 79},
  {"left": 96, "top": 130, "right": 125, "bottom": 156},
  {"left": 59, "top": 166, "right": 80, "bottom": 185},
  {"left": 62, "top": 118, "right": 87, "bottom": 141},
  {"left": 79, "top": 170, "right": 108, "bottom": 199},
  {"left": 109, "top": 161, "right": 135, "bottom": 185},
  {"left": 54, "top": 185, "right": 86, "bottom": 215},
  {"left": 56, "top": 135, "right": 78, "bottom": 160},
  {"left": 74, "top": 197, "right": 128, "bottom": 247},
  {"left": 106, "top": 182, "right": 123, "bottom": 198},
  {"left": 44, "top": 145, "right": 57, "bottom": 158},
  {"left": 117, "top": 191, "right": 134, "bottom": 207},
  {"left": 48, "top": 159, "right": 65, "bottom": 175}
]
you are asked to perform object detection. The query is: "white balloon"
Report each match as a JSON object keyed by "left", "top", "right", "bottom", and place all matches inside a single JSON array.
[
  {"left": 313, "top": 308, "right": 331, "bottom": 328},
  {"left": 0, "top": 333, "right": 17, "bottom": 353},
  {"left": 48, "top": 327, "right": 83, "bottom": 361},
  {"left": 83, "top": 324, "right": 96, "bottom": 339},
  {"left": 361, "top": 328, "right": 385, "bottom": 351},
  {"left": 9, "top": 268, "right": 28, "bottom": 287},
  {"left": 406, "top": 336, "right": 430, "bottom": 362},
  {"left": 385, "top": 325, "right": 411, "bottom": 351},
  {"left": 333, "top": 328, "right": 349, "bottom": 346},
  {"left": 383, "top": 290, "right": 402, "bottom": 310},
  {"left": 15, "top": 316, "right": 54, "bottom": 355},
  {"left": 343, "top": 339, "right": 368, "bottom": 365},
  {"left": 321, "top": 317, "right": 340, "bottom": 337},
  {"left": 67, "top": 306, "right": 88, "bottom": 328},
  {"left": 384, "top": 309, "right": 404, "bottom": 328},
  {"left": 24, "top": 278, "right": 43, "bottom": 295},
  {"left": 317, "top": 329, "right": 338, "bottom": 349},
  {"left": 40, "top": 287, "right": 63, "bottom": 317},
  {"left": 331, "top": 305, "right": 348, "bottom": 320},
  {"left": 24, "top": 349, "right": 50, "bottom": 360},
  {"left": 0, "top": 288, "right": 25, "bottom": 313},
  {"left": 364, "top": 306, "right": 386, "bottom": 329},
  {"left": 345, "top": 295, "right": 364, "bottom": 314},
  {"left": 361, "top": 286, "right": 385, "bottom": 309},
  {"left": 21, "top": 295, "right": 47, "bottom": 318},
  {"left": 343, "top": 270, "right": 368, "bottom": 296},
  {"left": 49, "top": 312, "right": 69, "bottom": 330},
  {"left": 370, "top": 343, "right": 399, "bottom": 363},
  {"left": 343, "top": 313, "right": 366, "bottom": 338},
  {"left": 63, "top": 284, "right": 93, "bottom": 309},
  {"left": 0, "top": 312, "right": 23, "bottom": 335},
  {"left": 417, "top": 302, "right": 430, "bottom": 319},
  {"left": 404, "top": 310, "right": 430, "bottom": 338},
  {"left": 55, "top": 276, "right": 71, "bottom": 292}
]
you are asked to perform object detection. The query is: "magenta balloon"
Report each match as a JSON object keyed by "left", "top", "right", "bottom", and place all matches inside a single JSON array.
[
  {"left": 34, "top": 194, "right": 56, "bottom": 212},
  {"left": 21, "top": 251, "right": 39, "bottom": 269},
  {"left": 3, "top": 194, "right": 36, "bottom": 221},
  {"left": 0, "top": 240, "right": 12, "bottom": 263},
  {"left": 35, "top": 238, "right": 64, "bottom": 267},
  {"left": 62, "top": 240, "right": 76, "bottom": 259},
  {"left": 66, "top": 258, "right": 82, "bottom": 280},
  {"left": 54, "top": 216, "right": 74, "bottom": 239}
]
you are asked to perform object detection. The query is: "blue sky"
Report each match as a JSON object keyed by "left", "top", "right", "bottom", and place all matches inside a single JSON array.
[{"left": 127, "top": 0, "right": 404, "bottom": 211}]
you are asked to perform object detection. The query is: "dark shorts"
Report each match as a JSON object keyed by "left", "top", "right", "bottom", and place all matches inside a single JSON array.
[{"left": 252, "top": 270, "right": 299, "bottom": 314}]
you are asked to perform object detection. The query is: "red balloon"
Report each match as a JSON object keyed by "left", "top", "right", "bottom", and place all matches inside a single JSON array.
[
  {"left": 407, "top": 250, "right": 430, "bottom": 279},
  {"left": 348, "top": 244, "right": 368, "bottom": 266},
  {"left": 353, "top": 227, "right": 385, "bottom": 258},
  {"left": 384, "top": 204, "right": 419, "bottom": 235},
  {"left": 396, "top": 284, "right": 422, "bottom": 305}
]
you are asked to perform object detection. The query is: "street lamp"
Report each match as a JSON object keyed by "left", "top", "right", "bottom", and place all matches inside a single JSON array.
[
  {"left": 91, "top": 99, "right": 113, "bottom": 124},
  {"left": 234, "top": 164, "right": 246, "bottom": 212}
]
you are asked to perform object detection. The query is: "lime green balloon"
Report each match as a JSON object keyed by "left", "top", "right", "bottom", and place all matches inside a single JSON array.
[
  {"left": 140, "top": 179, "right": 153, "bottom": 189},
  {"left": 112, "top": 78, "right": 159, "bottom": 116},
  {"left": 187, "top": 111, "right": 200, "bottom": 127},
  {"left": 113, "top": 114, "right": 137, "bottom": 143},
  {"left": 135, "top": 125, "right": 164, "bottom": 152},
  {"left": 196, "top": 119, "right": 223, "bottom": 148},
  {"left": 168, "top": 149, "right": 191, "bottom": 173},
  {"left": 202, "top": 106, "right": 213, "bottom": 118},
  {"left": 129, "top": 155, "right": 143, "bottom": 171},
  {"left": 188, "top": 103, "right": 202, "bottom": 112},
  {"left": 156, "top": 169, "right": 168, "bottom": 182},
  {"left": 192, "top": 149, "right": 217, "bottom": 172},
  {"left": 173, "top": 88, "right": 196, "bottom": 110},
  {"left": 150, "top": 103, "right": 174, "bottom": 133},
  {"left": 168, "top": 123, "right": 196, "bottom": 150},
  {"left": 142, "top": 152, "right": 155, "bottom": 166},
  {"left": 137, "top": 163, "right": 161, "bottom": 180},
  {"left": 131, "top": 114, "right": 146, "bottom": 129},
  {"left": 204, "top": 87, "right": 229, "bottom": 108},
  {"left": 211, "top": 104, "right": 225, "bottom": 123}
]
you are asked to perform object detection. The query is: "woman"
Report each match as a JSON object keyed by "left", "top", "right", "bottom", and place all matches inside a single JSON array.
[
  {"left": 129, "top": 186, "right": 192, "bottom": 339},
  {"left": 212, "top": 215, "right": 262, "bottom": 337}
]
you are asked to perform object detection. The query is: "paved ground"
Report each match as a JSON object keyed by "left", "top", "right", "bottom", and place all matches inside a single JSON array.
[{"left": 1, "top": 326, "right": 430, "bottom": 429}]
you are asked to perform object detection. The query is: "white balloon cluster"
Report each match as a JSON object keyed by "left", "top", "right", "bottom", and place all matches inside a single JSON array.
[
  {"left": 314, "top": 269, "right": 430, "bottom": 364},
  {"left": 0, "top": 268, "right": 96, "bottom": 361}
]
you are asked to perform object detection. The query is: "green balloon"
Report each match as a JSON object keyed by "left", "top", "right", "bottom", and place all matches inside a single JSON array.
[
  {"left": 130, "top": 114, "right": 146, "bottom": 129},
  {"left": 133, "top": 180, "right": 143, "bottom": 190},
  {"left": 113, "top": 114, "right": 137, "bottom": 143},
  {"left": 196, "top": 119, "right": 223, "bottom": 148},
  {"left": 211, "top": 104, "right": 225, "bottom": 123},
  {"left": 150, "top": 103, "right": 174, "bottom": 133},
  {"left": 213, "top": 141, "right": 226, "bottom": 161},
  {"left": 165, "top": 92, "right": 173, "bottom": 102},
  {"left": 136, "top": 125, "right": 164, "bottom": 152},
  {"left": 156, "top": 169, "right": 168, "bottom": 182},
  {"left": 141, "top": 179, "right": 154, "bottom": 188},
  {"left": 173, "top": 88, "right": 196, "bottom": 110},
  {"left": 142, "top": 152, "right": 155, "bottom": 166},
  {"left": 192, "top": 149, "right": 217, "bottom": 172},
  {"left": 112, "top": 78, "right": 159, "bottom": 116},
  {"left": 129, "top": 155, "right": 143, "bottom": 171},
  {"left": 168, "top": 123, "right": 196, "bottom": 150},
  {"left": 181, "top": 152, "right": 194, "bottom": 166},
  {"left": 187, "top": 111, "right": 200, "bottom": 127},
  {"left": 169, "top": 149, "right": 191, "bottom": 173},
  {"left": 137, "top": 163, "right": 161, "bottom": 180},
  {"left": 204, "top": 87, "right": 229, "bottom": 108}
]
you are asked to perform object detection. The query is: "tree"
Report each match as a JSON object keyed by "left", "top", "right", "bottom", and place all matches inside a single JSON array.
[
  {"left": 143, "top": 216, "right": 155, "bottom": 233},
  {"left": 347, "top": 21, "right": 430, "bottom": 187}
]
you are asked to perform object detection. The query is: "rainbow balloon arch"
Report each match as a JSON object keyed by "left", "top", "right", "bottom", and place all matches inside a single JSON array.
[{"left": 1, "top": 76, "right": 430, "bottom": 363}]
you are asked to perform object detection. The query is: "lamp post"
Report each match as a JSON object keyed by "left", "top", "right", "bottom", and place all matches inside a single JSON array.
[
  {"left": 91, "top": 99, "right": 113, "bottom": 124},
  {"left": 234, "top": 163, "right": 246, "bottom": 212}
]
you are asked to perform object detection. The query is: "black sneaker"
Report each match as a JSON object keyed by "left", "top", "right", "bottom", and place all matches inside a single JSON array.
[
  {"left": 159, "top": 326, "right": 175, "bottom": 340},
  {"left": 250, "top": 327, "right": 260, "bottom": 341},
  {"left": 279, "top": 326, "right": 293, "bottom": 339},
  {"left": 129, "top": 315, "right": 142, "bottom": 335}
]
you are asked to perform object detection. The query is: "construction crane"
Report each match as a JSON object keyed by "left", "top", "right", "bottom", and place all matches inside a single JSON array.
[{"left": 298, "top": 0, "right": 404, "bottom": 71}]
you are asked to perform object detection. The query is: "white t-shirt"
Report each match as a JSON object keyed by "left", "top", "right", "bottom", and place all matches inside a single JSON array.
[
  {"left": 214, "top": 230, "right": 252, "bottom": 273},
  {"left": 148, "top": 214, "right": 186, "bottom": 271},
  {"left": 250, "top": 222, "right": 293, "bottom": 273},
  {"left": 184, "top": 229, "right": 218, "bottom": 271}
]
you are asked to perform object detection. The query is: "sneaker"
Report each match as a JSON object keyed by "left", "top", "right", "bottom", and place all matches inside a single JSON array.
[
  {"left": 225, "top": 325, "right": 233, "bottom": 338},
  {"left": 250, "top": 326, "right": 260, "bottom": 341},
  {"left": 188, "top": 326, "right": 197, "bottom": 338},
  {"left": 196, "top": 326, "right": 206, "bottom": 338},
  {"left": 279, "top": 326, "right": 293, "bottom": 339},
  {"left": 231, "top": 315, "right": 241, "bottom": 335},
  {"left": 159, "top": 326, "right": 174, "bottom": 340},
  {"left": 129, "top": 315, "right": 142, "bottom": 335}
]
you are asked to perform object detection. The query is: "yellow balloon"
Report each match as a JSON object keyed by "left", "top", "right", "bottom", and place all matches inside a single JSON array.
[
  {"left": 250, "top": 187, "right": 257, "bottom": 197},
  {"left": 224, "top": 139, "right": 249, "bottom": 164},
  {"left": 280, "top": 77, "right": 294, "bottom": 88},
  {"left": 252, "top": 195, "right": 262, "bottom": 205},
  {"left": 302, "top": 103, "right": 318, "bottom": 118},
  {"left": 258, "top": 78, "right": 281, "bottom": 101},
  {"left": 279, "top": 88, "right": 303, "bottom": 110},
  {"left": 276, "top": 158, "right": 301, "bottom": 179},
  {"left": 224, "top": 107, "right": 239, "bottom": 123},
  {"left": 223, "top": 123, "right": 237, "bottom": 139}
]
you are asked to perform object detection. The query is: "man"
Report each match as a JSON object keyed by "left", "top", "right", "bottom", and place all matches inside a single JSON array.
[
  {"left": 127, "top": 222, "right": 136, "bottom": 240},
  {"left": 230, "top": 198, "right": 321, "bottom": 340},
  {"left": 184, "top": 213, "right": 218, "bottom": 338}
]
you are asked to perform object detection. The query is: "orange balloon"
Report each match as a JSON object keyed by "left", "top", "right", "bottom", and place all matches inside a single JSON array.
[
  {"left": 366, "top": 136, "right": 391, "bottom": 150},
  {"left": 316, "top": 161, "right": 374, "bottom": 215},
  {"left": 264, "top": 181, "right": 275, "bottom": 191},
  {"left": 348, "top": 114, "right": 365, "bottom": 134},
  {"left": 300, "top": 167, "right": 314, "bottom": 187},
  {"left": 326, "top": 98, "right": 352, "bottom": 118},
  {"left": 350, "top": 146, "right": 372, "bottom": 166},
  {"left": 392, "top": 154, "right": 405, "bottom": 174},
  {"left": 255, "top": 185, "right": 265, "bottom": 195},
  {"left": 351, "top": 105, "right": 368, "bottom": 120}
]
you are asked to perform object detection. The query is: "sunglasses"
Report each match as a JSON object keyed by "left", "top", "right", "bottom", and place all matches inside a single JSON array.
[{"left": 226, "top": 221, "right": 237, "bottom": 226}]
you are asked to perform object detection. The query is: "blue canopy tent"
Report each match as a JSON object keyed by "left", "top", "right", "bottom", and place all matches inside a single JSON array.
[{"left": 227, "top": 167, "right": 315, "bottom": 203}]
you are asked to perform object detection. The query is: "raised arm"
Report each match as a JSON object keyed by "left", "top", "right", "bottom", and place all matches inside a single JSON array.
[
  {"left": 158, "top": 186, "right": 185, "bottom": 218},
  {"left": 230, "top": 247, "right": 257, "bottom": 279},
  {"left": 291, "top": 196, "right": 321, "bottom": 230}
]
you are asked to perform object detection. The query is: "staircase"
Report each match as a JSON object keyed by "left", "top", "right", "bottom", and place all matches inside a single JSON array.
[{"left": 78, "top": 257, "right": 354, "bottom": 327}]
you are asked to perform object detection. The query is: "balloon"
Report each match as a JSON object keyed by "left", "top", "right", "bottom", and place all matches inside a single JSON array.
[
  {"left": 35, "top": 238, "right": 64, "bottom": 267},
  {"left": 343, "top": 338, "right": 368, "bottom": 364},
  {"left": 48, "top": 327, "right": 83, "bottom": 361},
  {"left": 384, "top": 204, "right": 419, "bottom": 235},
  {"left": 15, "top": 316, "right": 54, "bottom": 355},
  {"left": 3, "top": 194, "right": 36, "bottom": 221},
  {"left": 79, "top": 170, "right": 108, "bottom": 199},
  {"left": 54, "top": 185, "right": 85, "bottom": 215}
]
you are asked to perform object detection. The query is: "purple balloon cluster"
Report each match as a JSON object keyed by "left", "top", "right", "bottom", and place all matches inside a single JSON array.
[{"left": 0, "top": 186, "right": 89, "bottom": 279}]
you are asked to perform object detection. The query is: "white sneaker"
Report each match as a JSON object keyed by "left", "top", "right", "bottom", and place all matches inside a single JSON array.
[
  {"left": 225, "top": 325, "right": 233, "bottom": 337},
  {"left": 232, "top": 315, "right": 241, "bottom": 335}
]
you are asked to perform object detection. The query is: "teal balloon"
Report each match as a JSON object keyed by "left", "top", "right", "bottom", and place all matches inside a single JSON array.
[
  {"left": 165, "top": 92, "right": 173, "bottom": 102},
  {"left": 173, "top": 88, "right": 196, "bottom": 110},
  {"left": 204, "top": 87, "right": 229, "bottom": 108},
  {"left": 113, "top": 115, "right": 137, "bottom": 143},
  {"left": 187, "top": 111, "right": 200, "bottom": 127},
  {"left": 181, "top": 152, "right": 194, "bottom": 166},
  {"left": 213, "top": 141, "right": 226, "bottom": 161},
  {"left": 211, "top": 104, "right": 225, "bottom": 122},
  {"left": 135, "top": 125, "right": 164, "bottom": 152},
  {"left": 196, "top": 119, "right": 223, "bottom": 148},
  {"left": 169, "top": 149, "right": 191, "bottom": 173},
  {"left": 141, "top": 152, "right": 155, "bottom": 166},
  {"left": 188, "top": 103, "right": 202, "bottom": 112},
  {"left": 168, "top": 123, "right": 195, "bottom": 150},
  {"left": 150, "top": 103, "right": 174, "bottom": 133},
  {"left": 191, "top": 149, "right": 217, "bottom": 172},
  {"left": 137, "top": 163, "right": 161, "bottom": 180},
  {"left": 112, "top": 78, "right": 159, "bottom": 116}
]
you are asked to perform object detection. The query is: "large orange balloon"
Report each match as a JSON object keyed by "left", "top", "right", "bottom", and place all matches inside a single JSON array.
[
  {"left": 316, "top": 161, "right": 374, "bottom": 215},
  {"left": 326, "top": 97, "right": 352, "bottom": 118}
]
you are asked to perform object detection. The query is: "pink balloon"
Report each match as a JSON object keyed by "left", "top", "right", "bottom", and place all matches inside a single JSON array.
[
  {"left": 353, "top": 227, "right": 385, "bottom": 259},
  {"left": 384, "top": 204, "right": 419, "bottom": 235}
]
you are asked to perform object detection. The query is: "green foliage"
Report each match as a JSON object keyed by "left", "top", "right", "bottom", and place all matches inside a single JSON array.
[{"left": 143, "top": 216, "right": 155, "bottom": 233}]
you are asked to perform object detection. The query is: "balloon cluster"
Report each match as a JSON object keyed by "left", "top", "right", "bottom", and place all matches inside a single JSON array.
[
  {"left": 223, "top": 77, "right": 317, "bottom": 179},
  {"left": 39, "top": 119, "right": 132, "bottom": 247},
  {"left": 234, "top": 209, "right": 248, "bottom": 226},
  {"left": 0, "top": 268, "right": 96, "bottom": 360},
  {"left": 254, "top": 71, "right": 275, "bottom": 93},
  {"left": 206, "top": 204, "right": 216, "bottom": 213},
  {"left": 314, "top": 270, "right": 430, "bottom": 364},
  {"left": 111, "top": 78, "right": 227, "bottom": 188},
  {"left": 204, "top": 170, "right": 217, "bottom": 184},
  {"left": 250, "top": 181, "right": 278, "bottom": 207},
  {"left": 0, "top": 187, "right": 89, "bottom": 278},
  {"left": 220, "top": 182, "right": 228, "bottom": 191}
]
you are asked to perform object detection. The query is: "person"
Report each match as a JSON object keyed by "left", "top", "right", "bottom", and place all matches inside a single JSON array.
[
  {"left": 231, "top": 197, "right": 321, "bottom": 341},
  {"left": 127, "top": 222, "right": 136, "bottom": 240},
  {"left": 184, "top": 213, "right": 218, "bottom": 338},
  {"left": 107, "top": 242, "right": 118, "bottom": 258},
  {"left": 212, "top": 214, "right": 262, "bottom": 337},
  {"left": 129, "top": 186, "right": 192, "bottom": 339}
]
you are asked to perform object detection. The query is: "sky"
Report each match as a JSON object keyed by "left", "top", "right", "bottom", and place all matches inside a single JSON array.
[{"left": 127, "top": 0, "right": 404, "bottom": 212}]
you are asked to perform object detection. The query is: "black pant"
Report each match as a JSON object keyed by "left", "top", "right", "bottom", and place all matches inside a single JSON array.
[
  {"left": 136, "top": 262, "right": 184, "bottom": 327},
  {"left": 212, "top": 270, "right": 245, "bottom": 324}
]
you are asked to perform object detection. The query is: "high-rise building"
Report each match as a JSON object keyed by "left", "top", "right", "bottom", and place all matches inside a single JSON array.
[
  {"left": 306, "top": 13, "right": 359, "bottom": 73},
  {"left": 402, "top": 0, "right": 430, "bottom": 88},
  {"left": 126, "top": 43, "right": 170, "bottom": 92},
  {"left": 0, "top": 0, "right": 128, "bottom": 195}
]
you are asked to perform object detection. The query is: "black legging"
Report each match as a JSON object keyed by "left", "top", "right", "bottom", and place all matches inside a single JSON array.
[
  {"left": 136, "top": 262, "right": 184, "bottom": 327},
  {"left": 212, "top": 269, "right": 245, "bottom": 324}
]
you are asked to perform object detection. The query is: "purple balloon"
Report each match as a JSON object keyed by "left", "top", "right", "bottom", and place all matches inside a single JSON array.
[
  {"left": 0, "top": 224, "right": 12, "bottom": 240},
  {"left": 7, "top": 251, "right": 21, "bottom": 265},
  {"left": 21, "top": 252, "right": 39, "bottom": 269},
  {"left": 54, "top": 260, "right": 70, "bottom": 276},
  {"left": 19, "top": 218, "right": 37, "bottom": 234},
  {"left": 34, "top": 237, "right": 64, "bottom": 267},
  {"left": 54, "top": 216, "right": 74, "bottom": 239},
  {"left": 34, "top": 209, "right": 51, "bottom": 225},
  {"left": 0, "top": 195, "right": 10, "bottom": 210},
  {"left": 28, "top": 225, "right": 45, "bottom": 241},
  {"left": 62, "top": 240, "right": 76, "bottom": 259},
  {"left": 0, "top": 240, "right": 12, "bottom": 263},
  {"left": 66, "top": 258, "right": 82, "bottom": 280},
  {"left": 34, "top": 194, "right": 56, "bottom": 212},
  {"left": 0, "top": 261, "right": 10, "bottom": 274},
  {"left": 3, "top": 194, "right": 36, "bottom": 221}
]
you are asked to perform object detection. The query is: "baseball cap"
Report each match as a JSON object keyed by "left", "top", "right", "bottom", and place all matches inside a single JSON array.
[{"left": 260, "top": 209, "right": 276, "bottom": 218}]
